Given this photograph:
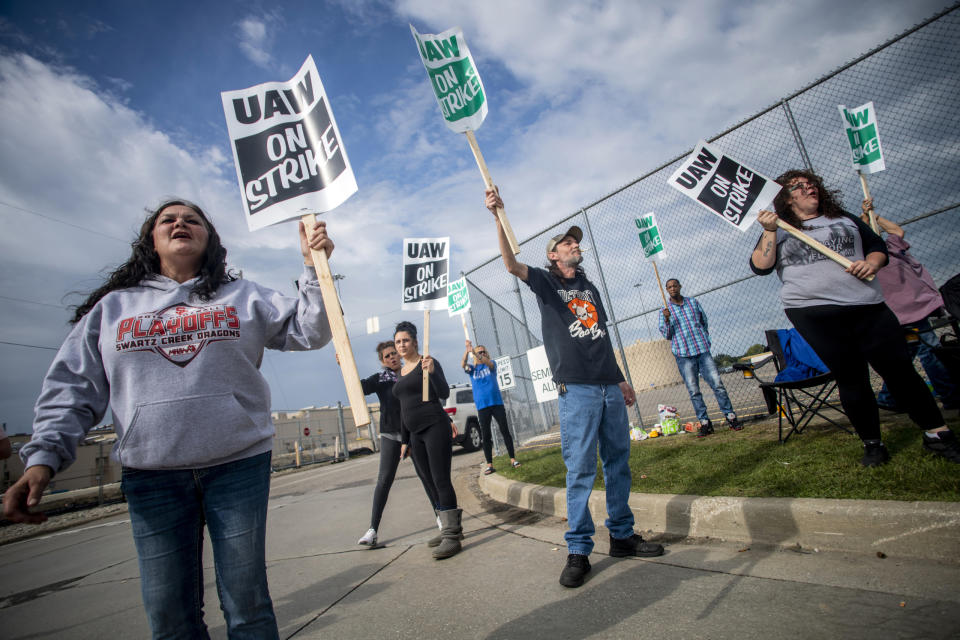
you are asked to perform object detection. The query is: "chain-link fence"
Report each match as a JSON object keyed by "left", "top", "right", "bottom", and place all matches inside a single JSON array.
[{"left": 466, "top": 5, "right": 960, "bottom": 449}]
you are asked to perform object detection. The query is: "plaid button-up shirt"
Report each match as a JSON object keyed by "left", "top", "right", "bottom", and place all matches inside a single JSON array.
[{"left": 658, "top": 296, "right": 711, "bottom": 357}]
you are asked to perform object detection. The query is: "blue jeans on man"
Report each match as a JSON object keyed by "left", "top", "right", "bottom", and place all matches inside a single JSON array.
[
  {"left": 122, "top": 451, "right": 279, "bottom": 640},
  {"left": 558, "top": 383, "right": 635, "bottom": 556},
  {"left": 675, "top": 351, "right": 735, "bottom": 425},
  {"left": 877, "top": 318, "right": 958, "bottom": 410}
]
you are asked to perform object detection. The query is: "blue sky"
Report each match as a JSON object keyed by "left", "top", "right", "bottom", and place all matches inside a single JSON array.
[{"left": 0, "top": 0, "right": 948, "bottom": 434}]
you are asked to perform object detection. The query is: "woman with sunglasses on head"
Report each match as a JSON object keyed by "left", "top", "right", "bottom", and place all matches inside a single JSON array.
[
  {"left": 356, "top": 341, "right": 441, "bottom": 547},
  {"left": 750, "top": 170, "right": 959, "bottom": 467},
  {"left": 4, "top": 198, "right": 335, "bottom": 639},
  {"left": 392, "top": 320, "right": 464, "bottom": 559}
]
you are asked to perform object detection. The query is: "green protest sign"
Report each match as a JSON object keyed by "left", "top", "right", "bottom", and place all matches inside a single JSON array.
[
  {"left": 447, "top": 277, "right": 471, "bottom": 317},
  {"left": 411, "top": 25, "right": 487, "bottom": 133},
  {"left": 838, "top": 101, "right": 886, "bottom": 174},
  {"left": 635, "top": 213, "right": 665, "bottom": 261}
]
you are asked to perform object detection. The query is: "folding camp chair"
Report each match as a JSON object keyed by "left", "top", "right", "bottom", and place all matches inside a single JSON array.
[{"left": 732, "top": 329, "right": 850, "bottom": 443}]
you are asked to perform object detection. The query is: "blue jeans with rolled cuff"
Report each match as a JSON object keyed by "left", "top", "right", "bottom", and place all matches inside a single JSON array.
[
  {"left": 121, "top": 451, "right": 279, "bottom": 640},
  {"left": 558, "top": 383, "right": 635, "bottom": 556},
  {"left": 675, "top": 351, "right": 735, "bottom": 424}
]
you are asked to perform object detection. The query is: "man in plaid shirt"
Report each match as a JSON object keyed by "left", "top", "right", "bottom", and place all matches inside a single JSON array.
[{"left": 659, "top": 278, "right": 742, "bottom": 437}]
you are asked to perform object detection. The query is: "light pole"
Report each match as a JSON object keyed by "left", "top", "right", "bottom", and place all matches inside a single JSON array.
[
  {"left": 332, "top": 273, "right": 345, "bottom": 297},
  {"left": 633, "top": 282, "right": 654, "bottom": 340}
]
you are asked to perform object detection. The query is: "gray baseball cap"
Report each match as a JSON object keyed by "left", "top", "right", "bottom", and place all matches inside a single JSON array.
[{"left": 546, "top": 226, "right": 583, "bottom": 254}]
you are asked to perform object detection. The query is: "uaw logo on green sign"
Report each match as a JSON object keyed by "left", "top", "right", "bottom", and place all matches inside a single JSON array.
[
  {"left": 447, "top": 277, "right": 471, "bottom": 317},
  {"left": 635, "top": 213, "right": 664, "bottom": 261},
  {"left": 411, "top": 25, "right": 488, "bottom": 133},
  {"left": 838, "top": 101, "right": 886, "bottom": 174}
]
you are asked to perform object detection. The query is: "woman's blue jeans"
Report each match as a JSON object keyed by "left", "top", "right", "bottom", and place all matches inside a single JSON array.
[
  {"left": 121, "top": 451, "right": 279, "bottom": 640},
  {"left": 558, "top": 383, "right": 635, "bottom": 556},
  {"left": 675, "top": 351, "right": 735, "bottom": 424}
]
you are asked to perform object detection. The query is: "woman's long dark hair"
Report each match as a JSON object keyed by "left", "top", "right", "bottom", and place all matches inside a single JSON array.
[
  {"left": 70, "top": 199, "right": 237, "bottom": 323},
  {"left": 772, "top": 169, "right": 846, "bottom": 229}
]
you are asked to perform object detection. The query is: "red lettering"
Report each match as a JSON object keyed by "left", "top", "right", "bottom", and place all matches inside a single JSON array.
[
  {"left": 212, "top": 309, "right": 226, "bottom": 327},
  {"left": 198, "top": 310, "right": 213, "bottom": 330},
  {"left": 117, "top": 317, "right": 135, "bottom": 341},
  {"left": 182, "top": 314, "right": 198, "bottom": 332},
  {"left": 133, "top": 317, "right": 149, "bottom": 338},
  {"left": 147, "top": 319, "right": 166, "bottom": 337},
  {"left": 165, "top": 317, "right": 181, "bottom": 333},
  {"left": 226, "top": 306, "right": 239, "bottom": 329}
]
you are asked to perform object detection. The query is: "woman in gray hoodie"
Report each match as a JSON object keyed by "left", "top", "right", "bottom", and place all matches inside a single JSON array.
[{"left": 2, "top": 199, "right": 334, "bottom": 639}]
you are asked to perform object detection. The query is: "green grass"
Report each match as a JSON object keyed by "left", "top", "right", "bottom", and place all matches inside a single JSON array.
[{"left": 494, "top": 412, "right": 960, "bottom": 502}]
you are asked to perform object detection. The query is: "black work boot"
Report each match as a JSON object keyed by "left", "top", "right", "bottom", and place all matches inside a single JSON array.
[
  {"left": 860, "top": 440, "right": 890, "bottom": 467},
  {"left": 609, "top": 533, "right": 665, "bottom": 558},
  {"left": 559, "top": 553, "right": 591, "bottom": 588},
  {"left": 697, "top": 420, "right": 714, "bottom": 438}
]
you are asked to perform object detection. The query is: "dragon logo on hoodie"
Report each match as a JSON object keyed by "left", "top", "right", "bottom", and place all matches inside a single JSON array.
[{"left": 115, "top": 303, "right": 240, "bottom": 367}]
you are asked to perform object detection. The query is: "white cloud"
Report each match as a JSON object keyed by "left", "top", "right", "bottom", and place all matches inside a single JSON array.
[{"left": 237, "top": 16, "right": 275, "bottom": 69}]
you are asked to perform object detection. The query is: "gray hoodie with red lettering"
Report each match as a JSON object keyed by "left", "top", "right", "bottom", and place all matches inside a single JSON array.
[{"left": 21, "top": 265, "right": 331, "bottom": 472}]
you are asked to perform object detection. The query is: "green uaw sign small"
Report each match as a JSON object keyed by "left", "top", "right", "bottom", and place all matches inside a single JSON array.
[
  {"left": 635, "top": 212, "right": 665, "bottom": 261},
  {"left": 838, "top": 101, "right": 886, "bottom": 174},
  {"left": 411, "top": 25, "right": 488, "bottom": 133},
  {"left": 447, "top": 277, "right": 471, "bottom": 317}
]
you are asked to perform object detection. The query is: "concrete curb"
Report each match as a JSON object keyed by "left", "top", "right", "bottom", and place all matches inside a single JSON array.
[{"left": 479, "top": 473, "right": 960, "bottom": 563}]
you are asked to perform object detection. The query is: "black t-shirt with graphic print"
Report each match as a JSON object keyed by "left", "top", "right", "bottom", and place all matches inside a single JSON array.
[{"left": 523, "top": 266, "right": 625, "bottom": 385}]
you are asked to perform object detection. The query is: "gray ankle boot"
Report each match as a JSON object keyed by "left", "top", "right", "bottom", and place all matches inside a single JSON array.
[{"left": 432, "top": 508, "right": 463, "bottom": 559}]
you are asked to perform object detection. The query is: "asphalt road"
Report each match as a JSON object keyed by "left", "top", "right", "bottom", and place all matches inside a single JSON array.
[{"left": 1, "top": 447, "right": 959, "bottom": 639}]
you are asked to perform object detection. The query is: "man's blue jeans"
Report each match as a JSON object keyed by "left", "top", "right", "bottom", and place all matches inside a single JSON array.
[
  {"left": 877, "top": 318, "right": 958, "bottom": 409},
  {"left": 675, "top": 351, "right": 735, "bottom": 424},
  {"left": 558, "top": 383, "right": 635, "bottom": 556},
  {"left": 121, "top": 451, "right": 279, "bottom": 640}
]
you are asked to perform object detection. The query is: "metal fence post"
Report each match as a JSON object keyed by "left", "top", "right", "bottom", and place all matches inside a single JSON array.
[
  {"left": 781, "top": 98, "right": 814, "bottom": 172},
  {"left": 337, "top": 401, "right": 350, "bottom": 461},
  {"left": 97, "top": 440, "right": 104, "bottom": 506}
]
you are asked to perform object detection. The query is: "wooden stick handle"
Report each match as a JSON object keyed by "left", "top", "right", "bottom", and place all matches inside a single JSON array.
[
  {"left": 776, "top": 218, "right": 874, "bottom": 281},
  {"left": 422, "top": 310, "right": 430, "bottom": 402},
  {"left": 301, "top": 213, "right": 370, "bottom": 426},
  {"left": 652, "top": 261, "right": 668, "bottom": 307},
  {"left": 465, "top": 130, "right": 521, "bottom": 255},
  {"left": 858, "top": 172, "right": 879, "bottom": 234},
  {"left": 461, "top": 314, "right": 470, "bottom": 341}
]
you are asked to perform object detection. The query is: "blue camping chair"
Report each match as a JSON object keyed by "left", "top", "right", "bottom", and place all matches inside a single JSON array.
[{"left": 733, "top": 329, "right": 851, "bottom": 443}]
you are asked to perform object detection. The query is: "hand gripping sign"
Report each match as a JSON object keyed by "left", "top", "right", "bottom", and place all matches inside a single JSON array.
[
  {"left": 221, "top": 55, "right": 370, "bottom": 426},
  {"left": 668, "top": 140, "right": 872, "bottom": 279},
  {"left": 402, "top": 237, "right": 450, "bottom": 399},
  {"left": 838, "top": 101, "right": 886, "bottom": 233},
  {"left": 410, "top": 24, "right": 520, "bottom": 255}
]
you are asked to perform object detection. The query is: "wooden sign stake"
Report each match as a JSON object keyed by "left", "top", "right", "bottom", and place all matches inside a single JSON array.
[
  {"left": 651, "top": 261, "right": 668, "bottom": 308},
  {"left": 301, "top": 213, "right": 370, "bottom": 426},
  {"left": 464, "top": 130, "right": 520, "bottom": 255},
  {"left": 776, "top": 218, "right": 874, "bottom": 281},
  {"left": 858, "top": 171, "right": 880, "bottom": 234}
]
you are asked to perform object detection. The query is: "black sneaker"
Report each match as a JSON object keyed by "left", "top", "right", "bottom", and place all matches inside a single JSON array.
[
  {"left": 726, "top": 413, "right": 743, "bottom": 431},
  {"left": 609, "top": 533, "right": 665, "bottom": 558},
  {"left": 922, "top": 430, "right": 960, "bottom": 463},
  {"left": 697, "top": 421, "right": 714, "bottom": 438},
  {"left": 559, "top": 554, "right": 591, "bottom": 588},
  {"left": 860, "top": 441, "right": 890, "bottom": 467}
]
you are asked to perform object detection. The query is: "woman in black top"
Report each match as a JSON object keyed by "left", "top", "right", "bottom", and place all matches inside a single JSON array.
[
  {"left": 357, "top": 341, "right": 440, "bottom": 547},
  {"left": 392, "top": 321, "right": 463, "bottom": 559}
]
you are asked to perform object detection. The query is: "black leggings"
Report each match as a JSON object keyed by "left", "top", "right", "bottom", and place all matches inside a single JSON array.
[
  {"left": 786, "top": 303, "right": 944, "bottom": 440},
  {"left": 478, "top": 404, "right": 515, "bottom": 463},
  {"left": 409, "top": 421, "right": 457, "bottom": 510},
  {"left": 370, "top": 437, "right": 439, "bottom": 530}
]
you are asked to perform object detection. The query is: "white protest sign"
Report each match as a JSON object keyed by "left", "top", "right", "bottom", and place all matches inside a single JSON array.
[
  {"left": 411, "top": 25, "right": 488, "bottom": 133},
  {"left": 667, "top": 140, "right": 781, "bottom": 232},
  {"left": 838, "top": 101, "right": 886, "bottom": 174},
  {"left": 402, "top": 237, "right": 450, "bottom": 311},
  {"left": 526, "top": 345, "right": 558, "bottom": 403},
  {"left": 221, "top": 55, "right": 358, "bottom": 231},
  {"left": 494, "top": 355, "right": 516, "bottom": 391},
  {"left": 447, "top": 277, "right": 471, "bottom": 317},
  {"left": 635, "top": 212, "right": 665, "bottom": 261}
]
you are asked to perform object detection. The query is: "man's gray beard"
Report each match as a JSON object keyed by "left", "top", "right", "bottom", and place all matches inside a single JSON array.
[{"left": 560, "top": 255, "right": 582, "bottom": 268}]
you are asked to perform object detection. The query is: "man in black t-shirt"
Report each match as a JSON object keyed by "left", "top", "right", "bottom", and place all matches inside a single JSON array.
[{"left": 486, "top": 188, "right": 664, "bottom": 588}]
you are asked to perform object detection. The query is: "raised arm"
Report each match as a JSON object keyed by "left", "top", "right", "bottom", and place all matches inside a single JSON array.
[
  {"left": 486, "top": 188, "right": 528, "bottom": 281},
  {"left": 461, "top": 340, "right": 473, "bottom": 370},
  {"left": 751, "top": 210, "right": 779, "bottom": 272},
  {"left": 861, "top": 198, "right": 904, "bottom": 238}
]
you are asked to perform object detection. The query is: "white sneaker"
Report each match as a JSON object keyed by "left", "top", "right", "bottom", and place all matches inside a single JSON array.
[
  {"left": 436, "top": 515, "right": 442, "bottom": 529},
  {"left": 358, "top": 528, "right": 377, "bottom": 546}
]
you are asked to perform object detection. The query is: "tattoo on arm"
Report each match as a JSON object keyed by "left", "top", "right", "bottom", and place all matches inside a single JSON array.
[{"left": 762, "top": 240, "right": 773, "bottom": 257}]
